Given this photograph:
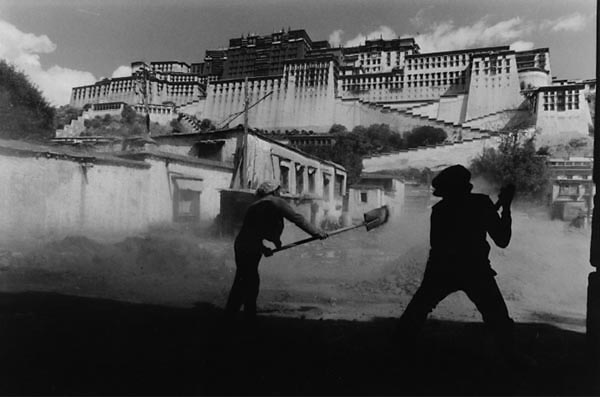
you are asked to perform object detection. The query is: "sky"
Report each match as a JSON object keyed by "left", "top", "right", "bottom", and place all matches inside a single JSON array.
[{"left": 0, "top": 0, "right": 596, "bottom": 106}]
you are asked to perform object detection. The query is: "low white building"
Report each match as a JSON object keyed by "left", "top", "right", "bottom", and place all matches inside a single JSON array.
[
  {"left": 152, "top": 126, "right": 348, "bottom": 232},
  {"left": 0, "top": 139, "right": 233, "bottom": 244},
  {"left": 347, "top": 173, "right": 404, "bottom": 222}
]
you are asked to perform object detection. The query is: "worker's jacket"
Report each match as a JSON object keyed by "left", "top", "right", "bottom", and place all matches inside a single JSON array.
[
  {"left": 236, "top": 195, "right": 321, "bottom": 247},
  {"left": 427, "top": 193, "right": 511, "bottom": 274}
]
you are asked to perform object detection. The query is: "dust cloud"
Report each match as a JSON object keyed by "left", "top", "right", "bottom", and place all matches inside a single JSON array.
[{"left": 0, "top": 191, "right": 591, "bottom": 332}]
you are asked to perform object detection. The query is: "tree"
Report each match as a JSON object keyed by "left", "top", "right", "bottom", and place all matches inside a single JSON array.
[
  {"left": 121, "top": 104, "right": 137, "bottom": 125},
  {"left": 328, "top": 123, "right": 348, "bottom": 134},
  {"left": 54, "top": 105, "right": 82, "bottom": 130},
  {"left": 0, "top": 60, "right": 55, "bottom": 141},
  {"left": 200, "top": 118, "right": 216, "bottom": 131},
  {"left": 301, "top": 124, "right": 404, "bottom": 184},
  {"left": 363, "top": 124, "right": 404, "bottom": 153},
  {"left": 470, "top": 132, "right": 549, "bottom": 199},
  {"left": 405, "top": 126, "right": 447, "bottom": 148},
  {"left": 79, "top": 106, "right": 171, "bottom": 137}
]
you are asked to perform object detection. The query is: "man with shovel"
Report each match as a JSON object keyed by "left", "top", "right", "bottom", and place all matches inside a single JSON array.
[
  {"left": 225, "top": 180, "right": 328, "bottom": 322},
  {"left": 395, "top": 165, "right": 524, "bottom": 364}
]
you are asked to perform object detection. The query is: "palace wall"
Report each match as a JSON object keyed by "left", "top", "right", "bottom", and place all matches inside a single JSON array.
[
  {"left": 362, "top": 135, "right": 501, "bottom": 173},
  {"left": 535, "top": 85, "right": 592, "bottom": 136},
  {"left": 465, "top": 53, "right": 523, "bottom": 120}
]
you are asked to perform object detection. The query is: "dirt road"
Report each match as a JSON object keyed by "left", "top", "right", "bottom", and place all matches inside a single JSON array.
[
  {"left": 0, "top": 207, "right": 590, "bottom": 332},
  {"left": 0, "top": 207, "right": 596, "bottom": 395}
]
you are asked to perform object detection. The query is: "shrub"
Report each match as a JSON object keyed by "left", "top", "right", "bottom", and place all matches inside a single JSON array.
[
  {"left": 0, "top": 60, "right": 55, "bottom": 141},
  {"left": 470, "top": 132, "right": 549, "bottom": 199},
  {"left": 404, "top": 126, "right": 447, "bottom": 148}
]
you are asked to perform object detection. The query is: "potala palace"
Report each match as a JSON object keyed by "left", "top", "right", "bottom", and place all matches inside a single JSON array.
[{"left": 61, "top": 28, "right": 595, "bottom": 143}]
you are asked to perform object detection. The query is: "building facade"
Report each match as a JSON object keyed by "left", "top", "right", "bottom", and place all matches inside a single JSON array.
[
  {"left": 547, "top": 156, "right": 595, "bottom": 222},
  {"left": 67, "top": 28, "right": 594, "bottom": 139}
]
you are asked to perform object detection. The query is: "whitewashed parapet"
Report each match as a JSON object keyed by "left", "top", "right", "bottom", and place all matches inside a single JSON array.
[{"left": 362, "top": 135, "right": 501, "bottom": 172}]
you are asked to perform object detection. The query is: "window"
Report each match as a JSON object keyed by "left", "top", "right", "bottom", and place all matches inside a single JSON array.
[
  {"left": 335, "top": 173, "right": 344, "bottom": 198},
  {"left": 323, "top": 173, "right": 331, "bottom": 201},
  {"left": 279, "top": 161, "right": 290, "bottom": 192},
  {"left": 557, "top": 91, "right": 566, "bottom": 112},
  {"left": 559, "top": 185, "right": 579, "bottom": 197},
  {"left": 360, "top": 192, "right": 368, "bottom": 203},
  {"left": 295, "top": 165, "right": 304, "bottom": 195},
  {"left": 172, "top": 177, "right": 203, "bottom": 222},
  {"left": 308, "top": 167, "right": 316, "bottom": 193}
]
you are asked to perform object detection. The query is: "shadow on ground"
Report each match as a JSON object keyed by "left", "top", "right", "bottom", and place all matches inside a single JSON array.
[{"left": 0, "top": 291, "right": 597, "bottom": 396}]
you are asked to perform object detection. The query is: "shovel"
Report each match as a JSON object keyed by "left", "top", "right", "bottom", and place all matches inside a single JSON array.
[{"left": 270, "top": 205, "right": 390, "bottom": 254}]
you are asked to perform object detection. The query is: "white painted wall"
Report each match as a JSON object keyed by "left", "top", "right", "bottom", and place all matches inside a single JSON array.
[
  {"left": 465, "top": 55, "right": 523, "bottom": 120},
  {"left": 535, "top": 90, "right": 592, "bottom": 136},
  {"left": 348, "top": 182, "right": 404, "bottom": 222},
  {"left": 0, "top": 147, "right": 233, "bottom": 245},
  {"left": 362, "top": 136, "right": 500, "bottom": 172},
  {"left": 0, "top": 153, "right": 150, "bottom": 244}
]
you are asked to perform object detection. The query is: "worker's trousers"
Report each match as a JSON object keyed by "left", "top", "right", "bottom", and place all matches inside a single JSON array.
[
  {"left": 397, "top": 263, "right": 515, "bottom": 351},
  {"left": 225, "top": 239, "right": 262, "bottom": 318}
]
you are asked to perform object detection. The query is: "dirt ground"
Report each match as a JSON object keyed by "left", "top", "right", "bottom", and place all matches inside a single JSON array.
[{"left": 0, "top": 206, "right": 597, "bottom": 395}]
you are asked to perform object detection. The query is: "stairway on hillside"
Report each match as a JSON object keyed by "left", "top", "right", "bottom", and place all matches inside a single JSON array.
[
  {"left": 461, "top": 109, "right": 531, "bottom": 131},
  {"left": 178, "top": 113, "right": 203, "bottom": 133},
  {"left": 405, "top": 101, "right": 439, "bottom": 119},
  {"left": 177, "top": 99, "right": 204, "bottom": 115},
  {"left": 55, "top": 112, "right": 90, "bottom": 138}
]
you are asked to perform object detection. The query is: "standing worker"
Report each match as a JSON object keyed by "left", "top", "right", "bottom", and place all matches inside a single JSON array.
[
  {"left": 396, "top": 165, "right": 524, "bottom": 363},
  {"left": 225, "top": 180, "right": 328, "bottom": 321}
]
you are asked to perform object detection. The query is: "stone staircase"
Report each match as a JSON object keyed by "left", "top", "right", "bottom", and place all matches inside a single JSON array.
[
  {"left": 362, "top": 133, "right": 501, "bottom": 173},
  {"left": 55, "top": 112, "right": 89, "bottom": 138},
  {"left": 358, "top": 99, "right": 495, "bottom": 141},
  {"left": 404, "top": 101, "right": 440, "bottom": 119},
  {"left": 461, "top": 109, "right": 531, "bottom": 130},
  {"left": 177, "top": 99, "right": 204, "bottom": 116},
  {"left": 178, "top": 113, "right": 203, "bottom": 133}
]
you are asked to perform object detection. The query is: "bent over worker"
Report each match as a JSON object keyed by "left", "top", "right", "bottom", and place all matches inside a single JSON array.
[
  {"left": 225, "top": 180, "right": 328, "bottom": 320},
  {"left": 396, "top": 164, "right": 517, "bottom": 357}
]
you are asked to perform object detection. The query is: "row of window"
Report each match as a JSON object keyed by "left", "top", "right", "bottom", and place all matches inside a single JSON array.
[
  {"left": 286, "top": 63, "right": 330, "bottom": 71},
  {"left": 407, "top": 60, "right": 469, "bottom": 70},
  {"left": 409, "top": 53, "right": 469, "bottom": 64},
  {"left": 407, "top": 71, "right": 466, "bottom": 80},
  {"left": 342, "top": 78, "right": 466, "bottom": 90},
  {"left": 150, "top": 65, "right": 190, "bottom": 74},
  {"left": 555, "top": 174, "right": 592, "bottom": 180},
  {"left": 278, "top": 162, "right": 345, "bottom": 199},
  {"left": 543, "top": 103, "right": 580, "bottom": 111},
  {"left": 557, "top": 184, "right": 594, "bottom": 197},
  {"left": 542, "top": 91, "right": 580, "bottom": 111},
  {"left": 473, "top": 58, "right": 511, "bottom": 69},
  {"left": 473, "top": 67, "right": 511, "bottom": 75}
]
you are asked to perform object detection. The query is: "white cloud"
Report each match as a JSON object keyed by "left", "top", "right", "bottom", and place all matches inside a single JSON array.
[
  {"left": 0, "top": 18, "right": 96, "bottom": 106},
  {"left": 328, "top": 29, "right": 344, "bottom": 47},
  {"left": 414, "top": 17, "right": 533, "bottom": 53},
  {"left": 344, "top": 25, "right": 397, "bottom": 47},
  {"left": 410, "top": 5, "right": 434, "bottom": 28},
  {"left": 542, "top": 13, "right": 587, "bottom": 32},
  {"left": 510, "top": 41, "right": 535, "bottom": 52},
  {"left": 111, "top": 65, "right": 132, "bottom": 78}
]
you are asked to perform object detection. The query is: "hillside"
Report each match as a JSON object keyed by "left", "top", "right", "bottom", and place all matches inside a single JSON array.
[{"left": 0, "top": 60, "right": 55, "bottom": 141}]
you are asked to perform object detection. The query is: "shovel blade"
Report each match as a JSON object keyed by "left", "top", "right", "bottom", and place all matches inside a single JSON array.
[{"left": 363, "top": 205, "right": 390, "bottom": 231}]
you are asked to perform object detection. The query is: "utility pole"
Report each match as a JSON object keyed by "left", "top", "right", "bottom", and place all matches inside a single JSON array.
[
  {"left": 135, "top": 61, "right": 152, "bottom": 138},
  {"left": 143, "top": 62, "right": 151, "bottom": 137},
  {"left": 241, "top": 76, "right": 250, "bottom": 188}
]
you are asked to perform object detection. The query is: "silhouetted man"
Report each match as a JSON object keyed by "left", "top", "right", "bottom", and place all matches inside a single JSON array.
[
  {"left": 396, "top": 165, "right": 517, "bottom": 359},
  {"left": 225, "top": 180, "right": 328, "bottom": 321}
]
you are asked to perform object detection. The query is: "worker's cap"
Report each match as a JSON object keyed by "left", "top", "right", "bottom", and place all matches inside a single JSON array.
[
  {"left": 431, "top": 165, "right": 473, "bottom": 197},
  {"left": 256, "top": 180, "right": 281, "bottom": 197}
]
